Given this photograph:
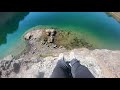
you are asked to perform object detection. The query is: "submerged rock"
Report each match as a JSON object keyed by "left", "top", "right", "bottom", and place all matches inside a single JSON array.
[{"left": 3, "top": 55, "right": 14, "bottom": 61}]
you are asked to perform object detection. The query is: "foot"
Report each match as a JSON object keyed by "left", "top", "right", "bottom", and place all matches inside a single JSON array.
[
  {"left": 57, "top": 53, "right": 64, "bottom": 60},
  {"left": 57, "top": 53, "right": 71, "bottom": 69},
  {"left": 69, "top": 51, "right": 76, "bottom": 61},
  {"left": 69, "top": 51, "right": 77, "bottom": 67}
]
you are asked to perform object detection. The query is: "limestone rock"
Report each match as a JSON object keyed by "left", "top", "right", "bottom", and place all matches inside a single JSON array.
[
  {"left": 47, "top": 36, "right": 54, "bottom": 43},
  {"left": 45, "top": 29, "right": 56, "bottom": 36},
  {"left": 3, "top": 55, "right": 14, "bottom": 61},
  {"left": 1, "top": 28, "right": 120, "bottom": 78},
  {"left": 24, "top": 30, "right": 43, "bottom": 40},
  {"left": 53, "top": 45, "right": 57, "bottom": 48},
  {"left": 24, "top": 33, "right": 33, "bottom": 40},
  {"left": 0, "top": 48, "right": 120, "bottom": 78}
]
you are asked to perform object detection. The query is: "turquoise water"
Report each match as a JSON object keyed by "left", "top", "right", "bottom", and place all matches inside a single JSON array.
[{"left": 0, "top": 12, "right": 120, "bottom": 59}]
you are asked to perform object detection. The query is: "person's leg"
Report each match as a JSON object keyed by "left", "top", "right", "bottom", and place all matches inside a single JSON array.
[
  {"left": 70, "top": 59, "right": 95, "bottom": 78},
  {"left": 50, "top": 53, "right": 72, "bottom": 78},
  {"left": 50, "top": 60, "right": 72, "bottom": 78},
  {"left": 69, "top": 51, "right": 95, "bottom": 78}
]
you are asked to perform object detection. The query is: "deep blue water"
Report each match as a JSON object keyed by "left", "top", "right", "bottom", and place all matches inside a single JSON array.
[{"left": 0, "top": 12, "right": 120, "bottom": 59}]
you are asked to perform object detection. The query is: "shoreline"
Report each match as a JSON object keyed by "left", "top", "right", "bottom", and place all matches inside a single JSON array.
[
  {"left": 106, "top": 12, "right": 120, "bottom": 22},
  {"left": 0, "top": 23, "right": 117, "bottom": 60},
  {"left": 1, "top": 12, "right": 120, "bottom": 59},
  {"left": 2, "top": 26, "right": 95, "bottom": 59},
  {"left": 0, "top": 13, "right": 120, "bottom": 78},
  {"left": 0, "top": 26, "right": 120, "bottom": 78},
  {"left": 0, "top": 26, "right": 93, "bottom": 60}
]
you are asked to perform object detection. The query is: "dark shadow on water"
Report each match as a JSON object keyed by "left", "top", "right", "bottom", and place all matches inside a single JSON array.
[{"left": 0, "top": 12, "right": 29, "bottom": 46}]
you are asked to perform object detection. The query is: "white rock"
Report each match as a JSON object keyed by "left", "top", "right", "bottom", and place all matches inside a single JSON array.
[
  {"left": 24, "top": 33, "right": 32, "bottom": 40},
  {"left": 1, "top": 48, "right": 120, "bottom": 78},
  {"left": 3, "top": 55, "right": 13, "bottom": 61},
  {"left": 24, "top": 30, "right": 43, "bottom": 40}
]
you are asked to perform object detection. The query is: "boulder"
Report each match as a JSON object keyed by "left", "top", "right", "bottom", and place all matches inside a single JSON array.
[
  {"left": 45, "top": 29, "right": 56, "bottom": 36},
  {"left": 24, "top": 30, "right": 43, "bottom": 40},
  {"left": 24, "top": 33, "right": 33, "bottom": 40},
  {"left": 53, "top": 45, "right": 57, "bottom": 48},
  {"left": 47, "top": 36, "right": 54, "bottom": 43},
  {"left": 32, "top": 30, "right": 43, "bottom": 39}
]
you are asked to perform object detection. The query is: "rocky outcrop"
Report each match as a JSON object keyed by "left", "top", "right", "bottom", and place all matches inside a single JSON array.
[
  {"left": 45, "top": 29, "right": 56, "bottom": 36},
  {"left": 45, "top": 29, "right": 56, "bottom": 43},
  {"left": 0, "top": 58, "right": 21, "bottom": 78},
  {"left": 24, "top": 29, "right": 94, "bottom": 50},
  {"left": 0, "top": 29, "right": 120, "bottom": 78},
  {"left": 24, "top": 29, "right": 57, "bottom": 46},
  {"left": 24, "top": 30, "right": 43, "bottom": 40},
  {"left": 0, "top": 56, "right": 42, "bottom": 78},
  {"left": 0, "top": 48, "right": 120, "bottom": 78}
]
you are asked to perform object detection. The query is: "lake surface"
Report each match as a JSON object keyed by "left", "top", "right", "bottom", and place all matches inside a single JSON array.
[{"left": 0, "top": 12, "right": 120, "bottom": 59}]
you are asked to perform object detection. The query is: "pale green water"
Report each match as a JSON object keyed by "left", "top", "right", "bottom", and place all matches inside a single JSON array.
[{"left": 0, "top": 12, "right": 120, "bottom": 59}]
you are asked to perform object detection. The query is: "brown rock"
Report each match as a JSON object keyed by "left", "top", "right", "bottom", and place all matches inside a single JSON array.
[
  {"left": 47, "top": 36, "right": 54, "bottom": 43},
  {"left": 45, "top": 29, "right": 56, "bottom": 36}
]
